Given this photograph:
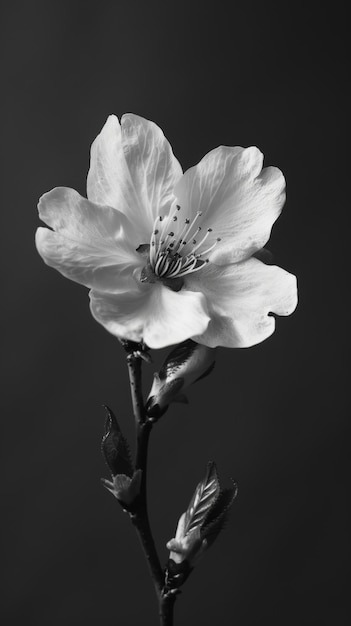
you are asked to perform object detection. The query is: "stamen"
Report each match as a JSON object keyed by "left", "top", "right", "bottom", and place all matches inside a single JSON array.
[
  {"left": 197, "top": 238, "right": 221, "bottom": 257},
  {"left": 171, "top": 222, "right": 188, "bottom": 253},
  {"left": 155, "top": 254, "right": 169, "bottom": 277},
  {"left": 166, "top": 257, "right": 183, "bottom": 277},
  {"left": 180, "top": 211, "right": 203, "bottom": 246},
  {"left": 150, "top": 216, "right": 162, "bottom": 264},
  {"left": 146, "top": 205, "right": 222, "bottom": 283},
  {"left": 176, "top": 258, "right": 207, "bottom": 278},
  {"left": 158, "top": 202, "right": 180, "bottom": 242},
  {"left": 190, "top": 228, "right": 212, "bottom": 254}
]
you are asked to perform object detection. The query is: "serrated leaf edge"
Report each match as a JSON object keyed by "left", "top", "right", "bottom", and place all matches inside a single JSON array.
[
  {"left": 101, "top": 405, "right": 134, "bottom": 477},
  {"left": 183, "top": 462, "right": 220, "bottom": 535}
]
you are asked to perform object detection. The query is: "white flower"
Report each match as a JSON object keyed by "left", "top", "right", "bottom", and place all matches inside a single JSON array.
[{"left": 35, "top": 114, "right": 297, "bottom": 349}]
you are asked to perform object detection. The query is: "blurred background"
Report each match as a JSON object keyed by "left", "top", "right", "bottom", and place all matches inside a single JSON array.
[{"left": 1, "top": 1, "right": 348, "bottom": 624}]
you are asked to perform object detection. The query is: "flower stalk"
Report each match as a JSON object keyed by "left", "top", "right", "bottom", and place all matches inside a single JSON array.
[
  {"left": 126, "top": 345, "right": 145, "bottom": 427},
  {"left": 123, "top": 345, "right": 169, "bottom": 617}
]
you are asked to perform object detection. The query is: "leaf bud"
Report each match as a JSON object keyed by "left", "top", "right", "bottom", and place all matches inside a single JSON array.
[
  {"left": 145, "top": 340, "right": 216, "bottom": 419},
  {"left": 101, "top": 405, "right": 133, "bottom": 477},
  {"left": 165, "top": 462, "right": 238, "bottom": 590},
  {"left": 101, "top": 406, "right": 141, "bottom": 508},
  {"left": 101, "top": 469, "right": 142, "bottom": 507}
]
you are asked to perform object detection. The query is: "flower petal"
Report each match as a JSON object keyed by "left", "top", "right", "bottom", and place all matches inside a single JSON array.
[
  {"left": 35, "top": 228, "right": 140, "bottom": 293},
  {"left": 87, "top": 114, "right": 183, "bottom": 238},
  {"left": 36, "top": 187, "right": 141, "bottom": 292},
  {"left": 174, "top": 146, "right": 286, "bottom": 264},
  {"left": 90, "top": 284, "right": 210, "bottom": 349},
  {"left": 186, "top": 257, "right": 297, "bottom": 348}
]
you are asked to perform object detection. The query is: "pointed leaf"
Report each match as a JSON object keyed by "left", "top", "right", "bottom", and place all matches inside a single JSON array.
[
  {"left": 159, "top": 339, "right": 197, "bottom": 380},
  {"left": 183, "top": 462, "right": 220, "bottom": 535},
  {"left": 145, "top": 377, "right": 184, "bottom": 419},
  {"left": 201, "top": 482, "right": 238, "bottom": 548},
  {"left": 101, "top": 405, "right": 133, "bottom": 477}
]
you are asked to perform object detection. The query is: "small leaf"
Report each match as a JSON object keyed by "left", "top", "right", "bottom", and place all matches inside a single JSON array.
[
  {"left": 159, "top": 340, "right": 198, "bottom": 381},
  {"left": 183, "top": 462, "right": 220, "bottom": 535},
  {"left": 101, "top": 469, "right": 142, "bottom": 507},
  {"left": 101, "top": 405, "right": 133, "bottom": 477},
  {"left": 145, "top": 377, "right": 184, "bottom": 419},
  {"left": 201, "top": 482, "right": 238, "bottom": 548}
]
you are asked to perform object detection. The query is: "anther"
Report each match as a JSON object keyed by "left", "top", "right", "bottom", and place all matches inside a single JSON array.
[{"left": 147, "top": 204, "right": 220, "bottom": 282}]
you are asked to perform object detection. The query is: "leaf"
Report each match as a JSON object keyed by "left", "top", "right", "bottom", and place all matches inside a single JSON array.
[
  {"left": 101, "top": 405, "right": 133, "bottom": 477},
  {"left": 159, "top": 339, "right": 197, "bottom": 381},
  {"left": 145, "top": 377, "right": 184, "bottom": 419},
  {"left": 183, "top": 462, "right": 220, "bottom": 536},
  {"left": 193, "top": 359, "right": 216, "bottom": 384},
  {"left": 201, "top": 482, "right": 238, "bottom": 548}
]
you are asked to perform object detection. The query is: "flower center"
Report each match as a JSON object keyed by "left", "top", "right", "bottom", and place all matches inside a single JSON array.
[{"left": 148, "top": 203, "right": 221, "bottom": 281}]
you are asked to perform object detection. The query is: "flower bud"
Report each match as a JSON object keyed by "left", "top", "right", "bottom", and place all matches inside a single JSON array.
[{"left": 145, "top": 340, "right": 216, "bottom": 419}]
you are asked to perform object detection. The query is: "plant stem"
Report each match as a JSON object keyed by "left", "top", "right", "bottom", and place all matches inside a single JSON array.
[
  {"left": 126, "top": 349, "right": 176, "bottom": 624},
  {"left": 126, "top": 351, "right": 144, "bottom": 427},
  {"left": 133, "top": 418, "right": 163, "bottom": 591},
  {"left": 159, "top": 593, "right": 177, "bottom": 626}
]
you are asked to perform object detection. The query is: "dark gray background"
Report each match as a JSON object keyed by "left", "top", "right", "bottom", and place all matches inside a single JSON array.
[{"left": 1, "top": 1, "right": 348, "bottom": 625}]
